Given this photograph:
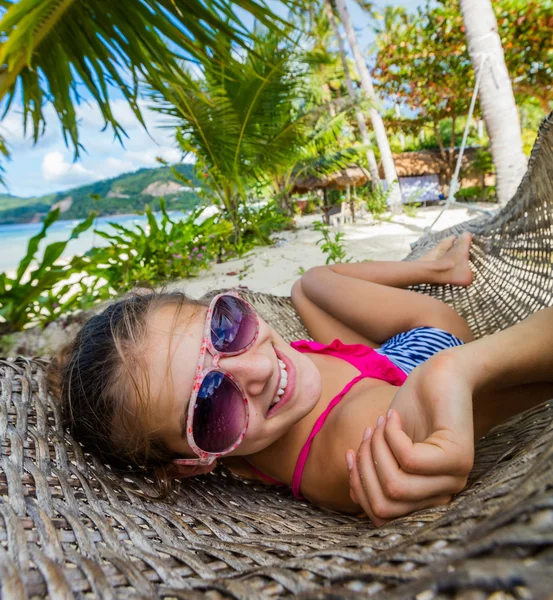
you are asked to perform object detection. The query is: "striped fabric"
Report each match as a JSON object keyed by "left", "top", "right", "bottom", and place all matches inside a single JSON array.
[{"left": 375, "top": 327, "right": 464, "bottom": 375}]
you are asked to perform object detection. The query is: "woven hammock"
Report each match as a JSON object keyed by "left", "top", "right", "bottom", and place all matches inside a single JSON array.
[{"left": 2, "top": 113, "right": 553, "bottom": 598}]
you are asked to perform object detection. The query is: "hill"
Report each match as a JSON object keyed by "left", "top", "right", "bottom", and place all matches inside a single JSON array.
[{"left": 0, "top": 164, "right": 203, "bottom": 224}]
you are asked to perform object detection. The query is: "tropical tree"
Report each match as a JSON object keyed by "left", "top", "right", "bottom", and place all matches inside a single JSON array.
[
  {"left": 155, "top": 30, "right": 354, "bottom": 241},
  {"left": 497, "top": 0, "right": 553, "bottom": 113},
  {"left": 373, "top": 4, "right": 476, "bottom": 179},
  {"left": 334, "top": 0, "right": 402, "bottom": 212},
  {"left": 0, "top": 0, "right": 292, "bottom": 164},
  {"left": 324, "top": 0, "right": 380, "bottom": 186},
  {"left": 459, "top": 0, "right": 526, "bottom": 205},
  {"left": 373, "top": 0, "right": 552, "bottom": 199}
]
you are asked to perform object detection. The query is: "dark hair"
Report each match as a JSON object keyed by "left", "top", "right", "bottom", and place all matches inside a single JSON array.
[{"left": 47, "top": 289, "right": 206, "bottom": 497}]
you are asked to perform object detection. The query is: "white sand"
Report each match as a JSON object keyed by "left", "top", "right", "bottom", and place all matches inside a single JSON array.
[{"left": 169, "top": 204, "right": 492, "bottom": 299}]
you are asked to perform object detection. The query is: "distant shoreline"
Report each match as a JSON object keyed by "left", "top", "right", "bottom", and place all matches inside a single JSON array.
[{"left": 0, "top": 210, "right": 145, "bottom": 227}]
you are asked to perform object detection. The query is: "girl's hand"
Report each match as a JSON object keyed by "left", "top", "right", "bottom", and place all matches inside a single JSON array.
[{"left": 346, "top": 350, "right": 475, "bottom": 526}]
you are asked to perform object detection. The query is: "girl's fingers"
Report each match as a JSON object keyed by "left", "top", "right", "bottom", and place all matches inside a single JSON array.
[
  {"left": 385, "top": 409, "right": 468, "bottom": 476},
  {"left": 347, "top": 444, "right": 384, "bottom": 526},
  {"left": 354, "top": 427, "right": 453, "bottom": 523},
  {"left": 371, "top": 415, "right": 467, "bottom": 500}
]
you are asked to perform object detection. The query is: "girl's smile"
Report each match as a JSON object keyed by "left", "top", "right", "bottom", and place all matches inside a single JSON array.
[{"left": 144, "top": 303, "right": 322, "bottom": 459}]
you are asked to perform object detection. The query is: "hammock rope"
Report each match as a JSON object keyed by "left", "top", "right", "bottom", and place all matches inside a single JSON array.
[{"left": 428, "top": 52, "right": 497, "bottom": 231}]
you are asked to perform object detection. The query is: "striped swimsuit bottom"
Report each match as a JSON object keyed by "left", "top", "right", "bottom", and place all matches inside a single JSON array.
[{"left": 375, "top": 326, "right": 465, "bottom": 375}]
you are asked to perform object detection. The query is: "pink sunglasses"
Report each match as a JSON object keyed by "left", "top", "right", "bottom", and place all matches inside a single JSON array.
[{"left": 172, "top": 292, "right": 259, "bottom": 467}]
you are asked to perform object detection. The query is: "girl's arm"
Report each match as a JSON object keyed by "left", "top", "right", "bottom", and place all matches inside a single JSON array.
[
  {"left": 297, "top": 259, "right": 472, "bottom": 345},
  {"left": 347, "top": 306, "right": 553, "bottom": 525}
]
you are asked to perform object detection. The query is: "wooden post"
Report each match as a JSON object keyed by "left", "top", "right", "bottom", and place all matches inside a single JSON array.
[
  {"left": 323, "top": 187, "right": 330, "bottom": 225},
  {"left": 347, "top": 184, "right": 355, "bottom": 223}
]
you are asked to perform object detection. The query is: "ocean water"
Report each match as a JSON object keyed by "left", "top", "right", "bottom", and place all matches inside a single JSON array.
[{"left": 0, "top": 211, "right": 190, "bottom": 274}]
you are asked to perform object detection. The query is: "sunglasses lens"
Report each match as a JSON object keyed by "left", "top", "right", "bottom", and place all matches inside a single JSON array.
[
  {"left": 211, "top": 296, "right": 257, "bottom": 353},
  {"left": 192, "top": 371, "right": 247, "bottom": 453}
]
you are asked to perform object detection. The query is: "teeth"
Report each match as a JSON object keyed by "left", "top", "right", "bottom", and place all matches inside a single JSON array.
[{"left": 269, "top": 356, "right": 289, "bottom": 412}]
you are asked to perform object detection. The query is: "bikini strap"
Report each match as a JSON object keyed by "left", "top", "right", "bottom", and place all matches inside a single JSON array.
[{"left": 291, "top": 373, "right": 367, "bottom": 499}]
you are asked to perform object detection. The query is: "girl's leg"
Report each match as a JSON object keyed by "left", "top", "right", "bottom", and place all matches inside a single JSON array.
[{"left": 292, "top": 233, "right": 474, "bottom": 345}]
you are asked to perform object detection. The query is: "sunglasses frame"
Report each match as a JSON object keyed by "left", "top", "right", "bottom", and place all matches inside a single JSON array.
[{"left": 172, "top": 291, "right": 259, "bottom": 467}]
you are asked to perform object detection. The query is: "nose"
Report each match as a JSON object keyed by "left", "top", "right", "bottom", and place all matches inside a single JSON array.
[{"left": 217, "top": 351, "right": 274, "bottom": 398}]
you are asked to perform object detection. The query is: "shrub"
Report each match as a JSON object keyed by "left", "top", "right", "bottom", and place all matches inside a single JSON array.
[
  {"left": 362, "top": 183, "right": 398, "bottom": 217},
  {"left": 83, "top": 200, "right": 228, "bottom": 291},
  {"left": 0, "top": 209, "right": 96, "bottom": 334},
  {"left": 456, "top": 185, "right": 497, "bottom": 203},
  {"left": 313, "top": 220, "right": 351, "bottom": 264}
]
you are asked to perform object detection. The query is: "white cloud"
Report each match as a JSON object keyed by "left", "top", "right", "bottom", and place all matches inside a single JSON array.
[
  {"left": 41, "top": 151, "right": 95, "bottom": 184},
  {"left": 103, "top": 157, "right": 135, "bottom": 176},
  {"left": 4, "top": 96, "right": 191, "bottom": 196},
  {"left": 125, "top": 146, "right": 182, "bottom": 167}
]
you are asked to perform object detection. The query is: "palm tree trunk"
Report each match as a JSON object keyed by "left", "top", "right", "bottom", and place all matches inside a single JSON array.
[
  {"left": 459, "top": 0, "right": 527, "bottom": 206},
  {"left": 325, "top": 0, "right": 380, "bottom": 189},
  {"left": 334, "top": 0, "right": 402, "bottom": 212}
]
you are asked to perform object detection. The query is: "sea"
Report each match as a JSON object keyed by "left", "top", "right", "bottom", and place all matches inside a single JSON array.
[{"left": 0, "top": 210, "right": 193, "bottom": 274}]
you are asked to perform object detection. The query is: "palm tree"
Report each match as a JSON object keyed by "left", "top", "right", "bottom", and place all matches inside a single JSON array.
[
  {"left": 334, "top": 0, "right": 402, "bottom": 212},
  {"left": 324, "top": 0, "right": 380, "bottom": 187},
  {"left": 459, "top": 0, "right": 527, "bottom": 205},
  {"left": 0, "top": 0, "right": 291, "bottom": 162},
  {"left": 156, "top": 30, "right": 355, "bottom": 242}
]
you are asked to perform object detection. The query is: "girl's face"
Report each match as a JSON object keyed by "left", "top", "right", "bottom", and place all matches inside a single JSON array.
[{"left": 144, "top": 302, "right": 322, "bottom": 459}]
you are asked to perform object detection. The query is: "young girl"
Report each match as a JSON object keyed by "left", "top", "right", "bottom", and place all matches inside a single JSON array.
[{"left": 49, "top": 232, "right": 553, "bottom": 525}]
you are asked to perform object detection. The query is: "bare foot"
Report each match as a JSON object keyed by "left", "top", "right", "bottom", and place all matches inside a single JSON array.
[
  {"left": 418, "top": 235, "right": 457, "bottom": 262},
  {"left": 437, "top": 232, "right": 474, "bottom": 287}
]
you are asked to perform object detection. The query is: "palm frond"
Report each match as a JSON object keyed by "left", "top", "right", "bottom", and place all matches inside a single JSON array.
[{"left": 0, "top": 0, "right": 294, "bottom": 157}]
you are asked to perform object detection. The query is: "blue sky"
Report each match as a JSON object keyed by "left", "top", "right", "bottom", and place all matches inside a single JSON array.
[{"left": 1, "top": 0, "right": 425, "bottom": 198}]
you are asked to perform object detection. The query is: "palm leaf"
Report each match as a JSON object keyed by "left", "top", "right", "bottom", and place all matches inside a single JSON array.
[{"left": 0, "top": 0, "right": 294, "bottom": 157}]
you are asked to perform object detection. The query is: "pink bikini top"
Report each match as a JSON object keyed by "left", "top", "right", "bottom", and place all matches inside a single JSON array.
[{"left": 246, "top": 339, "right": 407, "bottom": 499}]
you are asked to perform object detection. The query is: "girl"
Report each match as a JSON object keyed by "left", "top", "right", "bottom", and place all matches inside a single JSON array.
[{"left": 49, "top": 232, "right": 553, "bottom": 524}]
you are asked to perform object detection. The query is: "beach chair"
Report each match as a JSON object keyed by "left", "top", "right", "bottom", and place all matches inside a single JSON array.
[
  {"left": 329, "top": 201, "right": 354, "bottom": 226},
  {"left": 2, "top": 113, "right": 553, "bottom": 597}
]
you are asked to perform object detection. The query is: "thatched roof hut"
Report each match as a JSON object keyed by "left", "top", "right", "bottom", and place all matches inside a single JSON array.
[{"left": 290, "top": 166, "right": 370, "bottom": 195}]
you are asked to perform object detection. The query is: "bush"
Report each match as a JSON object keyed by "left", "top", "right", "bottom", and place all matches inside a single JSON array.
[
  {"left": 455, "top": 185, "right": 497, "bottom": 203},
  {"left": 313, "top": 220, "right": 351, "bottom": 264},
  {"left": 362, "top": 183, "right": 397, "bottom": 217},
  {"left": 0, "top": 210, "right": 97, "bottom": 334},
  {"left": 82, "top": 200, "right": 229, "bottom": 291}
]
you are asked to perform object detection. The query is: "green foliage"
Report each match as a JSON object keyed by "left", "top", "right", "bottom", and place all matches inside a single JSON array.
[
  {"left": 209, "top": 203, "right": 294, "bottom": 261},
  {"left": 373, "top": 3, "right": 475, "bottom": 130},
  {"left": 361, "top": 183, "right": 395, "bottom": 217},
  {"left": 0, "top": 209, "right": 96, "bottom": 333},
  {"left": 313, "top": 220, "right": 351, "bottom": 264},
  {"left": 496, "top": 0, "right": 553, "bottom": 112},
  {"left": 82, "top": 199, "right": 293, "bottom": 291},
  {"left": 472, "top": 149, "right": 494, "bottom": 177},
  {"left": 374, "top": 0, "right": 553, "bottom": 117},
  {"left": 455, "top": 186, "right": 497, "bottom": 203},
  {"left": 403, "top": 203, "right": 420, "bottom": 218},
  {"left": 0, "top": 0, "right": 292, "bottom": 162},
  {"left": 0, "top": 197, "right": 293, "bottom": 333},
  {"left": 82, "top": 200, "right": 225, "bottom": 291},
  {"left": 373, "top": 0, "right": 553, "bottom": 169},
  {"left": 156, "top": 27, "right": 359, "bottom": 237}
]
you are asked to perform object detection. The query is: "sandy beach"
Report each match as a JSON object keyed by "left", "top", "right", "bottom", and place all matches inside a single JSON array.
[{"left": 169, "top": 204, "right": 491, "bottom": 299}]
